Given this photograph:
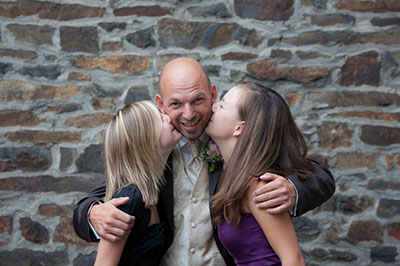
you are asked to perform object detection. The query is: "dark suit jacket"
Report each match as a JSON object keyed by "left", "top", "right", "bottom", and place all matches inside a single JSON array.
[{"left": 73, "top": 157, "right": 334, "bottom": 265}]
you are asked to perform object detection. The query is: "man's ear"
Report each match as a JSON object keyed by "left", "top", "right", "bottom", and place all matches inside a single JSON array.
[
  {"left": 156, "top": 94, "right": 165, "bottom": 114},
  {"left": 233, "top": 121, "right": 245, "bottom": 137},
  {"left": 211, "top": 84, "right": 218, "bottom": 104}
]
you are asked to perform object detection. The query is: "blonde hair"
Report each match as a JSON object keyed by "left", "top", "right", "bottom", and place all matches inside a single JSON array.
[{"left": 103, "top": 101, "right": 165, "bottom": 207}]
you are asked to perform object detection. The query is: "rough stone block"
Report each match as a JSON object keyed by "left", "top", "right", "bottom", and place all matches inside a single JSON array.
[
  {"left": 6, "top": 130, "right": 81, "bottom": 144},
  {"left": 270, "top": 49, "right": 292, "bottom": 59},
  {"left": 310, "top": 13, "right": 355, "bottom": 26},
  {"left": 370, "top": 246, "right": 398, "bottom": 263},
  {"left": 0, "top": 110, "right": 39, "bottom": 127},
  {"left": 304, "top": 248, "right": 357, "bottom": 261},
  {"left": 0, "top": 80, "right": 79, "bottom": 102},
  {"left": 65, "top": 113, "right": 113, "bottom": 128},
  {"left": 311, "top": 91, "right": 400, "bottom": 108},
  {"left": 296, "top": 51, "right": 331, "bottom": 60},
  {"left": 0, "top": 146, "right": 52, "bottom": 172},
  {"left": 347, "top": 220, "right": 382, "bottom": 244},
  {"left": 247, "top": 60, "right": 329, "bottom": 83},
  {"left": 7, "top": 24, "right": 55, "bottom": 45},
  {"left": 158, "top": 18, "right": 261, "bottom": 49},
  {"left": 292, "top": 216, "right": 320, "bottom": 242},
  {"left": 45, "top": 103, "right": 81, "bottom": 114},
  {"left": 73, "top": 252, "right": 96, "bottom": 266},
  {"left": 38, "top": 204, "right": 68, "bottom": 217},
  {"left": 0, "top": 216, "right": 12, "bottom": 234},
  {"left": 126, "top": 29, "right": 155, "bottom": 48},
  {"left": 68, "top": 72, "right": 92, "bottom": 81},
  {"left": 75, "top": 145, "right": 104, "bottom": 174},
  {"left": 340, "top": 51, "right": 381, "bottom": 86},
  {"left": 188, "top": 3, "right": 231, "bottom": 18},
  {"left": 19, "top": 65, "right": 62, "bottom": 80},
  {"left": 114, "top": 5, "right": 171, "bottom": 17},
  {"left": 367, "top": 179, "right": 400, "bottom": 190},
  {"left": 335, "top": 1, "right": 400, "bottom": 12},
  {"left": 60, "top": 26, "right": 99, "bottom": 53},
  {"left": 73, "top": 55, "right": 150, "bottom": 73},
  {"left": 0, "top": 62, "right": 13, "bottom": 75},
  {"left": 388, "top": 223, "right": 400, "bottom": 240},
  {"left": 336, "top": 153, "right": 380, "bottom": 169},
  {"left": 360, "top": 125, "right": 400, "bottom": 146},
  {"left": 334, "top": 111, "right": 400, "bottom": 122},
  {"left": 0, "top": 48, "right": 37, "bottom": 59},
  {"left": 377, "top": 199, "right": 400, "bottom": 218},
  {"left": 371, "top": 17, "right": 400, "bottom": 26},
  {"left": 0, "top": 175, "right": 100, "bottom": 193},
  {"left": 221, "top": 52, "right": 258, "bottom": 61},
  {"left": 325, "top": 223, "right": 340, "bottom": 244},
  {"left": 98, "top": 22, "right": 127, "bottom": 32},
  {"left": 234, "top": 0, "right": 294, "bottom": 21},
  {"left": 317, "top": 123, "right": 352, "bottom": 149},
  {"left": 0, "top": 249, "right": 68, "bottom": 266},
  {"left": 336, "top": 195, "right": 374, "bottom": 213},
  {"left": 53, "top": 217, "right": 95, "bottom": 247},
  {"left": 19, "top": 217, "right": 49, "bottom": 244},
  {"left": 101, "top": 41, "right": 123, "bottom": 52},
  {"left": 124, "top": 86, "right": 151, "bottom": 105},
  {"left": 283, "top": 29, "right": 400, "bottom": 46},
  {"left": 0, "top": 1, "right": 104, "bottom": 20}
]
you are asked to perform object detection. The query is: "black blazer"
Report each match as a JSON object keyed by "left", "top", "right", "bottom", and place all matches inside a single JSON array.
[{"left": 73, "top": 157, "right": 335, "bottom": 265}]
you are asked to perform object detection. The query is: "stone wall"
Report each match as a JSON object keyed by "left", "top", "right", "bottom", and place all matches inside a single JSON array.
[{"left": 0, "top": 0, "right": 399, "bottom": 265}]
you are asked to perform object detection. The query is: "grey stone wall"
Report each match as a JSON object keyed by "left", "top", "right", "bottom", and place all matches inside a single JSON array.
[{"left": 0, "top": 0, "right": 399, "bottom": 265}]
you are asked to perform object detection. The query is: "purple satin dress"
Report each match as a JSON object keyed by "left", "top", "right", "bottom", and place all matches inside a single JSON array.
[{"left": 218, "top": 213, "right": 281, "bottom": 265}]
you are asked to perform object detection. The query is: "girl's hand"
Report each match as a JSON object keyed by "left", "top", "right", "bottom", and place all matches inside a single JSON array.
[{"left": 159, "top": 114, "right": 182, "bottom": 157}]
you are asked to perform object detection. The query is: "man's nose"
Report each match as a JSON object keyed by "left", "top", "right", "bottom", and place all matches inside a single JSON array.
[{"left": 182, "top": 104, "right": 195, "bottom": 121}]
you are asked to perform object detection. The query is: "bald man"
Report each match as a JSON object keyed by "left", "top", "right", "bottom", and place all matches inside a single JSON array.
[{"left": 73, "top": 58, "right": 335, "bottom": 265}]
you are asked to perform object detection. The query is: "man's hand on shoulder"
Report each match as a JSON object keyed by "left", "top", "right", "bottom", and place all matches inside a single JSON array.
[
  {"left": 89, "top": 197, "right": 135, "bottom": 242},
  {"left": 252, "top": 173, "right": 296, "bottom": 215}
]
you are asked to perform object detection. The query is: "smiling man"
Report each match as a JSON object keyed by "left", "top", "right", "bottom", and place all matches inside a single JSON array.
[
  {"left": 73, "top": 57, "right": 335, "bottom": 266},
  {"left": 156, "top": 58, "right": 217, "bottom": 140}
]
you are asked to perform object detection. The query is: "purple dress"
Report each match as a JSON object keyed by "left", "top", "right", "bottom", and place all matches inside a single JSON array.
[{"left": 218, "top": 213, "right": 281, "bottom": 266}]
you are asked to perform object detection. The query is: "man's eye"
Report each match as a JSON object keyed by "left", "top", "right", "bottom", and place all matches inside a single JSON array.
[
  {"left": 170, "top": 102, "right": 180, "bottom": 107},
  {"left": 194, "top": 98, "right": 204, "bottom": 103}
]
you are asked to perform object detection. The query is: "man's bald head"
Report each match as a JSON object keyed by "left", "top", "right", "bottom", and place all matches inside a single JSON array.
[
  {"left": 159, "top": 57, "right": 211, "bottom": 97},
  {"left": 155, "top": 57, "right": 217, "bottom": 140}
]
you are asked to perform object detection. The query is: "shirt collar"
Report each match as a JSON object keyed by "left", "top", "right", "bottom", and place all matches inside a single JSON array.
[{"left": 177, "top": 132, "right": 209, "bottom": 149}]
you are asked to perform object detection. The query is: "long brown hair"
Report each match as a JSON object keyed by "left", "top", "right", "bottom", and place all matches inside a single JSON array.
[
  {"left": 103, "top": 101, "right": 165, "bottom": 208},
  {"left": 211, "top": 81, "right": 314, "bottom": 226}
]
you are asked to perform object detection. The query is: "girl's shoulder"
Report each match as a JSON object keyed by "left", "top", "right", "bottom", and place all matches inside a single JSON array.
[
  {"left": 113, "top": 185, "right": 142, "bottom": 201},
  {"left": 113, "top": 185, "right": 148, "bottom": 218}
]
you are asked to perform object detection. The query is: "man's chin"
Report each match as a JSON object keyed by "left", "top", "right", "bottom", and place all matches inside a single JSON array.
[{"left": 179, "top": 129, "right": 204, "bottom": 141}]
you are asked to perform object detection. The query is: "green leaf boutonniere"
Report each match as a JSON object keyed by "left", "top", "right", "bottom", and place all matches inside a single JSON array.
[{"left": 200, "top": 140, "right": 223, "bottom": 173}]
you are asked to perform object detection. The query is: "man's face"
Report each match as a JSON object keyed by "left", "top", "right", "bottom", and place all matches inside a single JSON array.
[{"left": 156, "top": 80, "right": 217, "bottom": 141}]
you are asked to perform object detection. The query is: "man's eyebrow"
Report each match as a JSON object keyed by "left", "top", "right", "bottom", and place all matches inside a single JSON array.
[{"left": 167, "top": 92, "right": 207, "bottom": 104}]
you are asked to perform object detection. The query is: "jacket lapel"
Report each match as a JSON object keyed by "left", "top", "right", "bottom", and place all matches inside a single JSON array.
[{"left": 159, "top": 155, "right": 174, "bottom": 233}]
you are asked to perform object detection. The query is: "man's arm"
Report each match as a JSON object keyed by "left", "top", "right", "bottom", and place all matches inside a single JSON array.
[
  {"left": 73, "top": 179, "right": 107, "bottom": 242},
  {"left": 253, "top": 158, "right": 335, "bottom": 217},
  {"left": 287, "top": 158, "right": 335, "bottom": 216},
  {"left": 73, "top": 178, "right": 135, "bottom": 242}
]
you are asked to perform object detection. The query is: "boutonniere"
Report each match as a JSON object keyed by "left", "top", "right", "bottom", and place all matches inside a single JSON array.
[{"left": 200, "top": 140, "right": 223, "bottom": 173}]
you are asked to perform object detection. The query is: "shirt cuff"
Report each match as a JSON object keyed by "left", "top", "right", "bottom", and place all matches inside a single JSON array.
[
  {"left": 287, "top": 179, "right": 299, "bottom": 217},
  {"left": 87, "top": 200, "right": 103, "bottom": 240}
]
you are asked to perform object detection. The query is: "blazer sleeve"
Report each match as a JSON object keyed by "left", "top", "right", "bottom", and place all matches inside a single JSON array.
[
  {"left": 286, "top": 158, "right": 335, "bottom": 217},
  {"left": 72, "top": 178, "right": 106, "bottom": 242}
]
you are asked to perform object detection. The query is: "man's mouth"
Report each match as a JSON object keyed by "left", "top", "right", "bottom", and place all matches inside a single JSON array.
[{"left": 181, "top": 119, "right": 200, "bottom": 128}]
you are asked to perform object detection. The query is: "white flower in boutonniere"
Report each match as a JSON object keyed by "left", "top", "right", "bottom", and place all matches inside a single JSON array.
[{"left": 200, "top": 140, "right": 223, "bottom": 173}]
